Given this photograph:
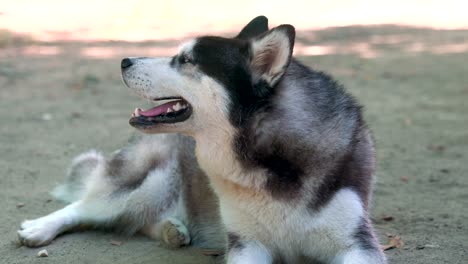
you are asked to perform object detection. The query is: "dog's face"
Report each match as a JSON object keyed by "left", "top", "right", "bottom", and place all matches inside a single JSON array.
[{"left": 121, "top": 16, "right": 295, "bottom": 136}]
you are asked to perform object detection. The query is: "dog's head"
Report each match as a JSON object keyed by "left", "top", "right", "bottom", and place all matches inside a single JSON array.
[{"left": 121, "top": 16, "right": 295, "bottom": 136}]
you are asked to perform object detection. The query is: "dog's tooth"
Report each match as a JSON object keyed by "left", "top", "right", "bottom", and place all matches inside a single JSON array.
[
  {"left": 167, "top": 108, "right": 173, "bottom": 113},
  {"left": 181, "top": 104, "right": 187, "bottom": 109},
  {"left": 134, "top": 108, "right": 141, "bottom": 117},
  {"left": 173, "top": 102, "right": 181, "bottom": 111}
]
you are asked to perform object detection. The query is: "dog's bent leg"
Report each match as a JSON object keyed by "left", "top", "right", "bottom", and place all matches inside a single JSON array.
[
  {"left": 142, "top": 217, "right": 190, "bottom": 248},
  {"left": 226, "top": 238, "right": 273, "bottom": 264}
]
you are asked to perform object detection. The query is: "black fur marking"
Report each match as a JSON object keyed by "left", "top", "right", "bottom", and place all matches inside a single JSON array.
[
  {"left": 227, "top": 232, "right": 244, "bottom": 251},
  {"left": 193, "top": 36, "right": 271, "bottom": 127},
  {"left": 354, "top": 217, "right": 379, "bottom": 251},
  {"left": 236, "top": 16, "right": 269, "bottom": 40},
  {"left": 193, "top": 23, "right": 295, "bottom": 127},
  {"left": 253, "top": 79, "right": 275, "bottom": 98},
  {"left": 262, "top": 151, "right": 304, "bottom": 198},
  {"left": 235, "top": 131, "right": 304, "bottom": 199},
  {"left": 310, "top": 121, "right": 375, "bottom": 210}
]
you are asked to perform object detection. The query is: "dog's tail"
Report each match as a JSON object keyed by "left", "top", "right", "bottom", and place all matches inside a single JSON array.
[{"left": 51, "top": 150, "right": 105, "bottom": 203}]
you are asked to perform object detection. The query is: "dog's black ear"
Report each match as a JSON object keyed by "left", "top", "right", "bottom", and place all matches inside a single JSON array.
[
  {"left": 236, "top": 16, "right": 269, "bottom": 40},
  {"left": 249, "top": 24, "right": 295, "bottom": 87}
]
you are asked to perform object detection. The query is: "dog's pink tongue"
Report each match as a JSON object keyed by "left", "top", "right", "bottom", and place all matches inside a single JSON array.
[{"left": 140, "top": 101, "right": 180, "bottom": 117}]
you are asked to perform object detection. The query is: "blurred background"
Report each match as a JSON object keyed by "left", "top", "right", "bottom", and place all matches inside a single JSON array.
[
  {"left": 2, "top": 0, "right": 468, "bottom": 41},
  {"left": 2, "top": 0, "right": 468, "bottom": 58},
  {"left": 1, "top": 1, "right": 467, "bottom": 264}
]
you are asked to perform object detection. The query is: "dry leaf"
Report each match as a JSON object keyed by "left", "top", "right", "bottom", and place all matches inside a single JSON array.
[
  {"left": 401, "top": 176, "right": 409, "bottom": 183},
  {"left": 110, "top": 240, "right": 123, "bottom": 246},
  {"left": 382, "top": 215, "right": 394, "bottom": 221},
  {"left": 381, "top": 236, "right": 404, "bottom": 251}
]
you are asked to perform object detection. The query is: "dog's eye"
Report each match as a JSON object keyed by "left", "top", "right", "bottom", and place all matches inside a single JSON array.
[{"left": 179, "top": 54, "right": 192, "bottom": 64}]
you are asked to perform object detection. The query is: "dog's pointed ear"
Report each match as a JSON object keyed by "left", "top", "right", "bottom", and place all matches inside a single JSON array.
[
  {"left": 249, "top": 24, "right": 295, "bottom": 87},
  {"left": 236, "top": 16, "right": 269, "bottom": 40}
]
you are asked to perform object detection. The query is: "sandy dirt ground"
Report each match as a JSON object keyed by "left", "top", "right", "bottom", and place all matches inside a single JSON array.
[{"left": 1, "top": 26, "right": 467, "bottom": 263}]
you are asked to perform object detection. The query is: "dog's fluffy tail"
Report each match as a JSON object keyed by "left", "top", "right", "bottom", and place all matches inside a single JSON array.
[{"left": 51, "top": 150, "right": 104, "bottom": 203}]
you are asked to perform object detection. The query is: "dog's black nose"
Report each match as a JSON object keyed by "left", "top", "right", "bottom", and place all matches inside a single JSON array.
[{"left": 121, "top": 58, "right": 133, "bottom": 69}]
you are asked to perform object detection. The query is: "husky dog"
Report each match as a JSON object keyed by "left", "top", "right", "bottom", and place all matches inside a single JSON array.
[{"left": 18, "top": 16, "right": 386, "bottom": 263}]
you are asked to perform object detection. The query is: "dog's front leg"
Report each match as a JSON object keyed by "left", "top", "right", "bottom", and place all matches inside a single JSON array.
[
  {"left": 333, "top": 248, "right": 387, "bottom": 264},
  {"left": 226, "top": 233, "right": 272, "bottom": 264}
]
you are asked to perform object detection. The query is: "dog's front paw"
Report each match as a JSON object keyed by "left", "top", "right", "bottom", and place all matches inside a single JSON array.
[
  {"left": 18, "top": 218, "right": 59, "bottom": 247},
  {"left": 161, "top": 218, "right": 190, "bottom": 248}
]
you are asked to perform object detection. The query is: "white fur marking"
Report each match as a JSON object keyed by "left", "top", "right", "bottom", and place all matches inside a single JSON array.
[
  {"left": 18, "top": 203, "right": 81, "bottom": 247},
  {"left": 228, "top": 241, "right": 273, "bottom": 264}
]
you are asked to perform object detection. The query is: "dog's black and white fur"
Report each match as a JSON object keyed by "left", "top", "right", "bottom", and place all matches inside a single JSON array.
[{"left": 18, "top": 16, "right": 386, "bottom": 263}]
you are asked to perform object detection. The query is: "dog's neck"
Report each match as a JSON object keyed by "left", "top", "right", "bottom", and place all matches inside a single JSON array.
[{"left": 193, "top": 126, "right": 267, "bottom": 191}]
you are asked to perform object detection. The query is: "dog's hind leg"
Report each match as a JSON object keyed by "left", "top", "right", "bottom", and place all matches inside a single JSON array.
[
  {"left": 141, "top": 217, "right": 191, "bottom": 248},
  {"left": 17, "top": 150, "right": 125, "bottom": 247}
]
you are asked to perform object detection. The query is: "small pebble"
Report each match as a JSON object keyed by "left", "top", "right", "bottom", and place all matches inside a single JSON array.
[
  {"left": 37, "top": 249, "right": 48, "bottom": 257},
  {"left": 424, "top": 244, "right": 440, "bottom": 249}
]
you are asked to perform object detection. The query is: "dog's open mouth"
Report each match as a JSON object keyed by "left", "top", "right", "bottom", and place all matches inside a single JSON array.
[{"left": 129, "top": 97, "right": 192, "bottom": 129}]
